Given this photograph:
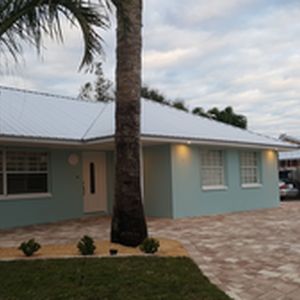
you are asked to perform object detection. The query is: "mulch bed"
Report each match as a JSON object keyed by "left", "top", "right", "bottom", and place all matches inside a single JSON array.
[{"left": 0, "top": 238, "right": 188, "bottom": 260}]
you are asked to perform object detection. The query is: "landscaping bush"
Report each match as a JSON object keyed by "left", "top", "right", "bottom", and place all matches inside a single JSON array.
[
  {"left": 139, "top": 238, "right": 160, "bottom": 254},
  {"left": 77, "top": 236, "right": 96, "bottom": 255},
  {"left": 18, "top": 239, "right": 41, "bottom": 257},
  {"left": 109, "top": 249, "right": 118, "bottom": 256}
]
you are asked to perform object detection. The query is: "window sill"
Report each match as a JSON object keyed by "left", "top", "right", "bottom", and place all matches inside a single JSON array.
[
  {"left": 0, "top": 193, "right": 52, "bottom": 201},
  {"left": 241, "top": 183, "right": 262, "bottom": 189},
  {"left": 202, "top": 185, "right": 228, "bottom": 191}
]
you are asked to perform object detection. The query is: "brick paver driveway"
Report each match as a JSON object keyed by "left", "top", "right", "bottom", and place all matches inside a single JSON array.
[{"left": 1, "top": 202, "right": 300, "bottom": 300}]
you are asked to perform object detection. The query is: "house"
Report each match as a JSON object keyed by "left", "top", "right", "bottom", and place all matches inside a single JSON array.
[
  {"left": 0, "top": 86, "right": 295, "bottom": 229},
  {"left": 279, "top": 135, "right": 300, "bottom": 182},
  {"left": 279, "top": 134, "right": 300, "bottom": 146}
]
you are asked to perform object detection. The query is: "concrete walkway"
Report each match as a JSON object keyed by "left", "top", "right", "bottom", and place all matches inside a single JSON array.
[{"left": 1, "top": 202, "right": 300, "bottom": 300}]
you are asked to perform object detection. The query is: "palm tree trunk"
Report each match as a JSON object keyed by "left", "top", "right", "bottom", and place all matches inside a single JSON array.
[{"left": 111, "top": 0, "right": 148, "bottom": 247}]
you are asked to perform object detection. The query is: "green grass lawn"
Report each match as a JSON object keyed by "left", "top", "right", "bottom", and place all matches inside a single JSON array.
[{"left": 0, "top": 257, "right": 231, "bottom": 300}]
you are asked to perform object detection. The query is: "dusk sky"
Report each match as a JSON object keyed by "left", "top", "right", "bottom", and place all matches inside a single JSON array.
[{"left": 0, "top": 0, "right": 299, "bottom": 138}]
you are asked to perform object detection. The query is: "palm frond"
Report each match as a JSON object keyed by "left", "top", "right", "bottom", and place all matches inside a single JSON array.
[{"left": 0, "top": 0, "right": 110, "bottom": 70}]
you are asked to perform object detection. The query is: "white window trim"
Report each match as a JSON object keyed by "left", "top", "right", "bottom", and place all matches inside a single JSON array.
[
  {"left": 0, "top": 193, "right": 52, "bottom": 201},
  {"left": 240, "top": 151, "right": 261, "bottom": 186},
  {"left": 202, "top": 185, "right": 228, "bottom": 191},
  {"left": 201, "top": 149, "right": 226, "bottom": 188},
  {"left": 241, "top": 183, "right": 262, "bottom": 189},
  {"left": 0, "top": 149, "right": 49, "bottom": 198}
]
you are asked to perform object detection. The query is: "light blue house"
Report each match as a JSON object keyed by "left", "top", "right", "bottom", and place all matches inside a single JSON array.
[{"left": 0, "top": 86, "right": 294, "bottom": 229}]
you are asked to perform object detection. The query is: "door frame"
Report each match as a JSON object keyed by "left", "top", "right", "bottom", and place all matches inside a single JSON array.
[{"left": 82, "top": 151, "right": 107, "bottom": 213}]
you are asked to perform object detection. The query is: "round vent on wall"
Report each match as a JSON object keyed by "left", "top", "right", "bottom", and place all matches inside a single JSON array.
[{"left": 68, "top": 153, "right": 79, "bottom": 166}]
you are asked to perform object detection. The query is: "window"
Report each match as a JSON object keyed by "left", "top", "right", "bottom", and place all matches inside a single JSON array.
[
  {"left": 240, "top": 152, "right": 260, "bottom": 186},
  {"left": 89, "top": 162, "right": 96, "bottom": 194},
  {"left": 0, "top": 150, "right": 48, "bottom": 196},
  {"left": 201, "top": 150, "right": 225, "bottom": 189}
]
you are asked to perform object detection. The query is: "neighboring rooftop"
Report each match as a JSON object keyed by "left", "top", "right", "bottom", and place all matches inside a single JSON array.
[
  {"left": 279, "top": 134, "right": 300, "bottom": 146},
  {"left": 0, "top": 86, "right": 295, "bottom": 149},
  {"left": 279, "top": 150, "right": 300, "bottom": 160}
]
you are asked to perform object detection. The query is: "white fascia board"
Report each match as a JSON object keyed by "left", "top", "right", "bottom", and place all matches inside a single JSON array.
[
  {"left": 141, "top": 135, "right": 296, "bottom": 151},
  {"left": 0, "top": 134, "right": 295, "bottom": 151},
  {"left": 83, "top": 136, "right": 114, "bottom": 144},
  {"left": 0, "top": 135, "right": 115, "bottom": 147},
  {"left": 0, "top": 135, "right": 82, "bottom": 146}
]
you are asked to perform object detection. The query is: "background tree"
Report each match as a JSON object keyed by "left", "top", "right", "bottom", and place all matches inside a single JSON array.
[
  {"left": 79, "top": 82, "right": 94, "bottom": 101},
  {"left": 208, "top": 106, "right": 247, "bottom": 129},
  {"left": 94, "top": 62, "right": 113, "bottom": 102},
  {"left": 193, "top": 106, "right": 247, "bottom": 129},
  {"left": 140, "top": 85, "right": 247, "bottom": 129},
  {"left": 172, "top": 100, "right": 189, "bottom": 112},
  {"left": 141, "top": 85, "right": 190, "bottom": 112},
  {"left": 111, "top": 0, "right": 148, "bottom": 246},
  {"left": 141, "top": 85, "right": 169, "bottom": 105},
  {"left": 192, "top": 107, "right": 210, "bottom": 118},
  {"left": 79, "top": 62, "right": 113, "bottom": 102}
]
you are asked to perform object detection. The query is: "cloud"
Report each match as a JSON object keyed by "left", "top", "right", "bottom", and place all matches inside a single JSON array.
[{"left": 141, "top": 0, "right": 300, "bottom": 137}]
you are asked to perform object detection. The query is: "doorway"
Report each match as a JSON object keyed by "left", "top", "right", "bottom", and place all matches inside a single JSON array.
[{"left": 82, "top": 152, "right": 107, "bottom": 213}]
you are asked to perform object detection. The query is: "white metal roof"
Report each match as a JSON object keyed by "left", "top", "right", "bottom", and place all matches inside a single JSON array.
[
  {"left": 0, "top": 86, "right": 114, "bottom": 141},
  {"left": 0, "top": 86, "right": 295, "bottom": 149},
  {"left": 279, "top": 134, "right": 300, "bottom": 145},
  {"left": 279, "top": 150, "right": 300, "bottom": 160}
]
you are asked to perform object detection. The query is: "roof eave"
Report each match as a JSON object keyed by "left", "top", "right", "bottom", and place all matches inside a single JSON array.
[
  {"left": 0, "top": 135, "right": 83, "bottom": 146},
  {"left": 0, "top": 134, "right": 295, "bottom": 151},
  {"left": 141, "top": 134, "right": 296, "bottom": 151}
]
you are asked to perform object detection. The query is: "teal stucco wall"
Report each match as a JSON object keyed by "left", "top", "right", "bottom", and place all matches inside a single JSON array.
[
  {"left": 171, "top": 144, "right": 279, "bottom": 218},
  {"left": 0, "top": 149, "right": 83, "bottom": 229},
  {"left": 106, "top": 146, "right": 173, "bottom": 218},
  {"left": 143, "top": 145, "right": 173, "bottom": 218},
  {"left": 0, "top": 143, "right": 280, "bottom": 229}
]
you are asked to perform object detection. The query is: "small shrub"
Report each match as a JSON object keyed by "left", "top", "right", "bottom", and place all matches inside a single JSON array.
[
  {"left": 109, "top": 248, "right": 118, "bottom": 256},
  {"left": 139, "top": 237, "right": 160, "bottom": 254},
  {"left": 18, "top": 239, "right": 41, "bottom": 257},
  {"left": 77, "top": 235, "right": 96, "bottom": 256}
]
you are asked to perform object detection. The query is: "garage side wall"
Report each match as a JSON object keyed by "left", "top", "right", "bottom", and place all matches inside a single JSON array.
[{"left": 171, "top": 144, "right": 279, "bottom": 218}]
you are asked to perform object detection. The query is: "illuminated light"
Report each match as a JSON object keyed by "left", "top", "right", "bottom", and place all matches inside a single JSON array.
[
  {"left": 187, "top": 140, "right": 192, "bottom": 145},
  {"left": 176, "top": 145, "right": 191, "bottom": 160},
  {"left": 266, "top": 150, "right": 275, "bottom": 161}
]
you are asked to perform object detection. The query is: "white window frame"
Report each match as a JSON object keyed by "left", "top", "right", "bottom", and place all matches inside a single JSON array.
[
  {"left": 201, "top": 149, "right": 226, "bottom": 190},
  {"left": 240, "top": 151, "right": 261, "bottom": 188},
  {"left": 0, "top": 149, "right": 51, "bottom": 200}
]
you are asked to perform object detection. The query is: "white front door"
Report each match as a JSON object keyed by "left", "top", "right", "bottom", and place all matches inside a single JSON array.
[{"left": 83, "top": 152, "right": 107, "bottom": 213}]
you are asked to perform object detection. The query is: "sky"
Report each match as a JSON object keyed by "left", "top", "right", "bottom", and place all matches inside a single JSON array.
[{"left": 0, "top": 0, "right": 299, "bottom": 138}]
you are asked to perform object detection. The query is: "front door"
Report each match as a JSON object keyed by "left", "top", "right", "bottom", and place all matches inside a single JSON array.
[{"left": 83, "top": 152, "right": 107, "bottom": 213}]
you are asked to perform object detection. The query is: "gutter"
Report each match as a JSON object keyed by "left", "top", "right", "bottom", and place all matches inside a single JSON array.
[
  {"left": 0, "top": 134, "right": 295, "bottom": 151},
  {"left": 140, "top": 135, "right": 297, "bottom": 151}
]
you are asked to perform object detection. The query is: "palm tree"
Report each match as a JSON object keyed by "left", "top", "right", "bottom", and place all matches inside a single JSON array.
[
  {"left": 0, "top": 0, "right": 108, "bottom": 70},
  {"left": 0, "top": 0, "right": 148, "bottom": 247},
  {"left": 111, "top": 0, "right": 148, "bottom": 247}
]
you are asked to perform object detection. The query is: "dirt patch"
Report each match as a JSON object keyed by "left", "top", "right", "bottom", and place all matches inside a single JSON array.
[{"left": 0, "top": 238, "right": 188, "bottom": 260}]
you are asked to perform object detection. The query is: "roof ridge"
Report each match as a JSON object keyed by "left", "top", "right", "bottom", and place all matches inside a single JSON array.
[
  {"left": 0, "top": 85, "right": 100, "bottom": 104},
  {"left": 81, "top": 102, "right": 112, "bottom": 140}
]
